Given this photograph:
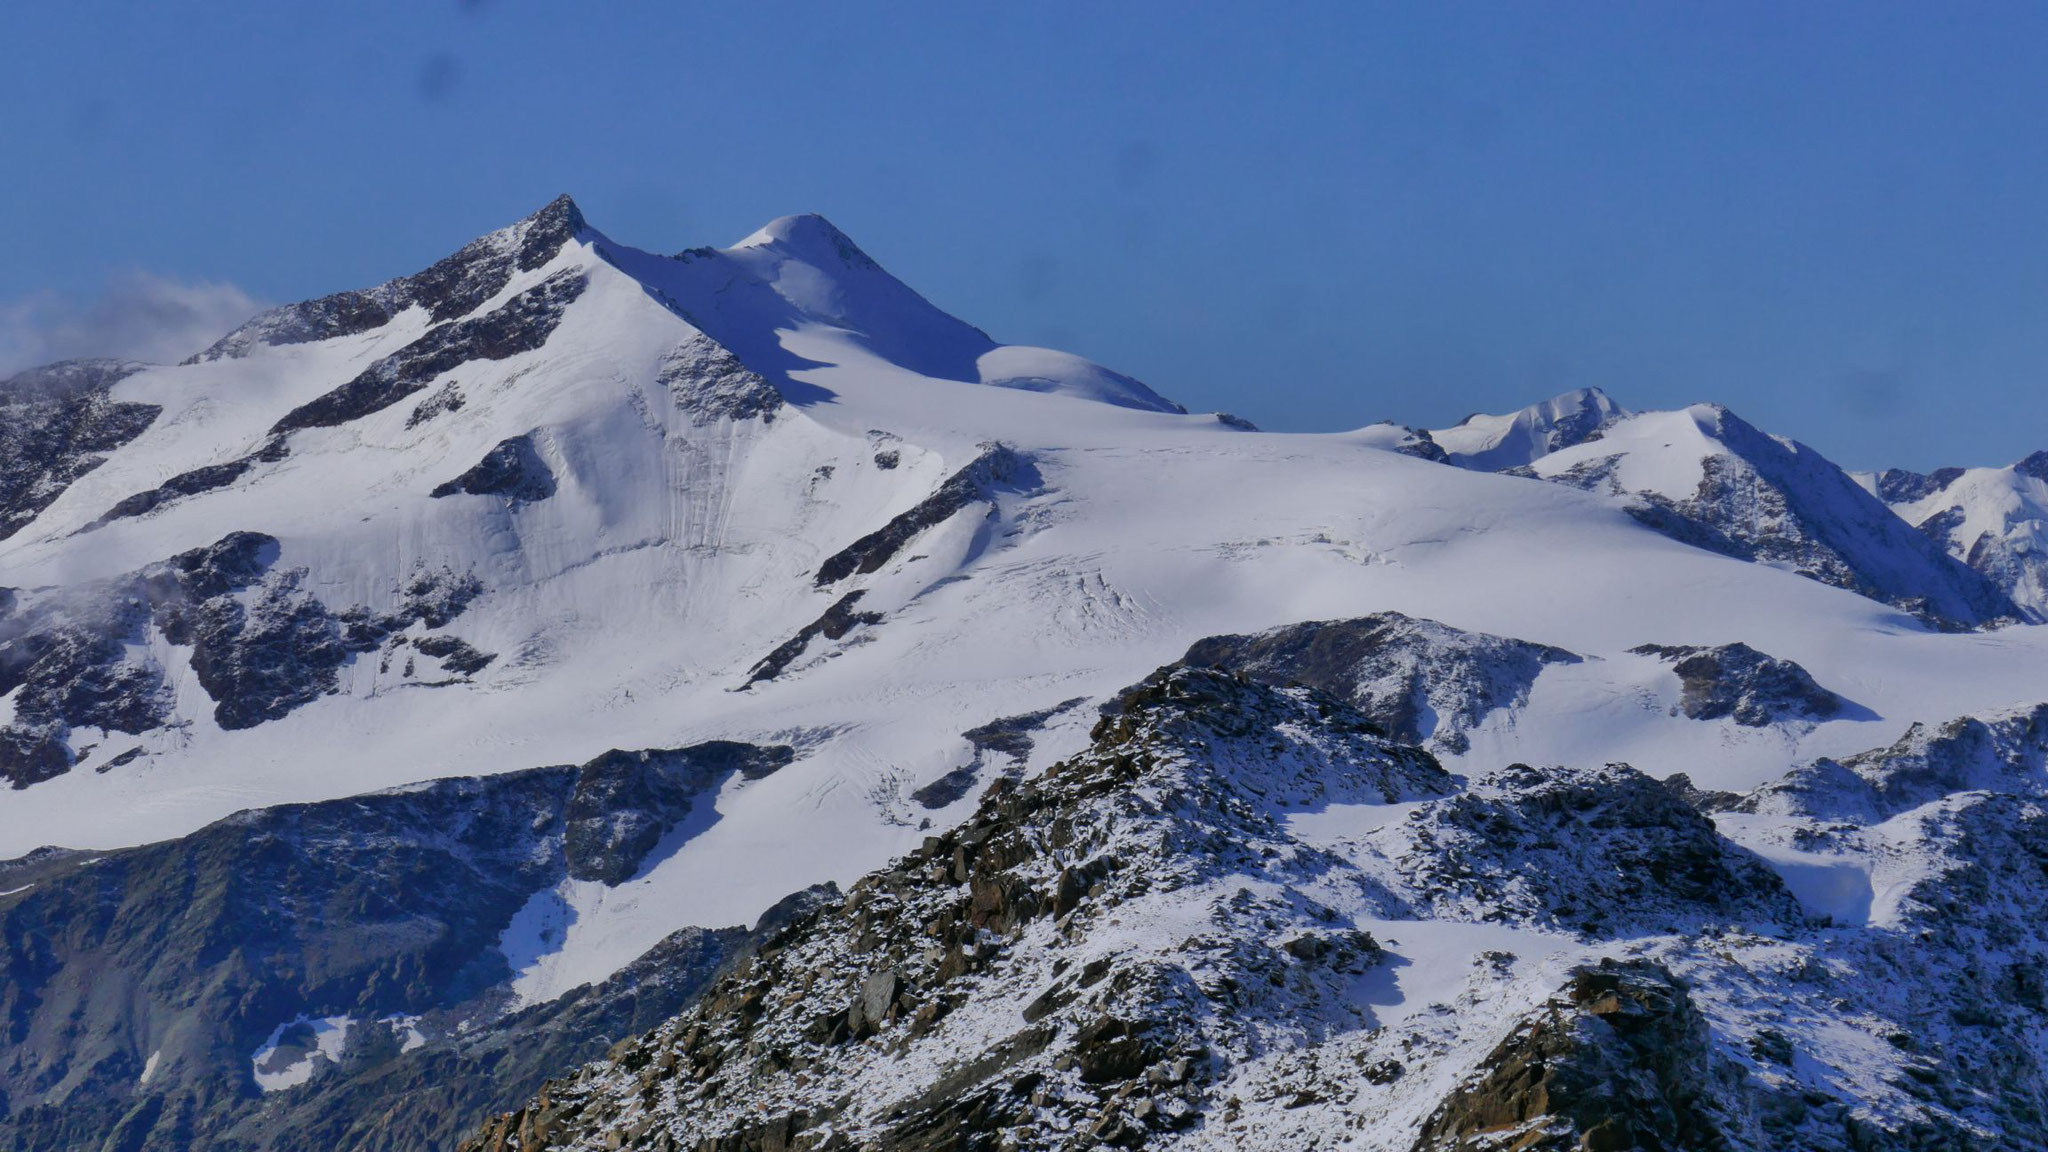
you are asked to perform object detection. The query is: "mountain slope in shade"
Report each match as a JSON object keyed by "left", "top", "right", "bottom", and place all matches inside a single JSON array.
[
  {"left": 1862, "top": 452, "right": 2048, "bottom": 620},
  {"left": 1428, "top": 386, "right": 1630, "bottom": 471}
]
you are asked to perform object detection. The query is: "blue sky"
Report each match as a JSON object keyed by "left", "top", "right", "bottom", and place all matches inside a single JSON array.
[{"left": 5, "top": 2, "right": 2047, "bottom": 471}]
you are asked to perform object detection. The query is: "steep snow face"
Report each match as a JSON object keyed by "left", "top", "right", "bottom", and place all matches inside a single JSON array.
[
  {"left": 1867, "top": 452, "right": 2048, "bottom": 620},
  {"left": 1521, "top": 404, "right": 2020, "bottom": 627},
  {"left": 1429, "top": 386, "right": 1629, "bottom": 471},
  {"left": 643, "top": 213, "right": 1184, "bottom": 415}
]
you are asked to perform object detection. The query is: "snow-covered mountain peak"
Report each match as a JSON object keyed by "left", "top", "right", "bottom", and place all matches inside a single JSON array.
[
  {"left": 1867, "top": 447, "right": 2048, "bottom": 619},
  {"left": 730, "top": 211, "right": 877, "bottom": 266},
  {"left": 1430, "top": 385, "right": 1631, "bottom": 471}
]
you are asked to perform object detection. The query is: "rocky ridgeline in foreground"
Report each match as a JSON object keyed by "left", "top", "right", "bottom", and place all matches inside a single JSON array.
[{"left": 459, "top": 657, "right": 2048, "bottom": 1152}]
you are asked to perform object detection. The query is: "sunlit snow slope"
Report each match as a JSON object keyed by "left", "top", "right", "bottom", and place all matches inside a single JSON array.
[{"left": 5, "top": 197, "right": 2048, "bottom": 1007}]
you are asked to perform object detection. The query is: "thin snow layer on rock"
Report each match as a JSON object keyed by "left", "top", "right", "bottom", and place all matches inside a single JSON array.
[
  {"left": 1523, "top": 404, "right": 2019, "bottom": 628},
  {"left": 458, "top": 665, "right": 2039, "bottom": 1152},
  {"left": 1731, "top": 702, "right": 2048, "bottom": 824},
  {"left": 1181, "top": 611, "right": 1579, "bottom": 753},
  {"left": 1873, "top": 451, "right": 2048, "bottom": 621},
  {"left": 1429, "top": 386, "right": 1629, "bottom": 471},
  {"left": 1334, "top": 421, "right": 1449, "bottom": 462},
  {"left": 251, "top": 1016, "right": 353, "bottom": 1093}
]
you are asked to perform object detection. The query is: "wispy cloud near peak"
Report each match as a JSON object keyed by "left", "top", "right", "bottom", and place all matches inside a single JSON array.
[{"left": 0, "top": 271, "right": 264, "bottom": 377}]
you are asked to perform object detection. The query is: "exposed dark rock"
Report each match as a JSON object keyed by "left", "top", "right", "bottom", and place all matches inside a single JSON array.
[
  {"left": 410, "top": 635, "right": 495, "bottom": 677},
  {"left": 95, "top": 456, "right": 256, "bottom": 524},
  {"left": 191, "top": 196, "right": 587, "bottom": 362},
  {"left": 404, "top": 381, "right": 464, "bottom": 428},
  {"left": 659, "top": 333, "right": 784, "bottom": 425},
  {"left": 429, "top": 434, "right": 556, "bottom": 504},
  {"left": 912, "top": 698, "right": 1089, "bottom": 809},
  {"left": 814, "top": 443, "right": 1038, "bottom": 586},
  {"left": 1182, "top": 611, "right": 1579, "bottom": 752},
  {"left": 0, "top": 736, "right": 791, "bottom": 1152},
  {"left": 0, "top": 535, "right": 489, "bottom": 782},
  {"left": 0, "top": 533, "right": 279, "bottom": 784},
  {"left": 0, "top": 358, "right": 160, "bottom": 540},
  {"left": 563, "top": 743, "right": 793, "bottom": 886},
  {"left": 185, "top": 572, "right": 353, "bottom": 731},
  {"left": 1871, "top": 466, "right": 1963, "bottom": 506},
  {"left": 270, "top": 269, "right": 588, "bottom": 436},
  {"left": 1659, "top": 772, "right": 1747, "bottom": 814},
  {"left": 1410, "top": 959, "right": 1734, "bottom": 1152},
  {"left": 1632, "top": 642, "right": 1845, "bottom": 727},
  {"left": 1541, "top": 409, "right": 2019, "bottom": 629},
  {"left": 745, "top": 592, "right": 885, "bottom": 685}
]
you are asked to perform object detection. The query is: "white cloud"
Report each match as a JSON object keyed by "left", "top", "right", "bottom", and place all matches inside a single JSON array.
[{"left": 0, "top": 271, "right": 265, "bottom": 377}]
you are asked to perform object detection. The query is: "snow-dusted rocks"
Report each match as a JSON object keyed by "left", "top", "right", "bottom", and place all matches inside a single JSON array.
[
  {"left": 1359, "top": 761, "right": 1803, "bottom": 936},
  {"left": 1430, "top": 387, "right": 1629, "bottom": 471},
  {"left": 192, "top": 194, "right": 588, "bottom": 362},
  {"left": 1411, "top": 959, "right": 1731, "bottom": 1152},
  {"left": 0, "top": 738, "right": 797, "bottom": 1152},
  {"left": 460, "top": 665, "right": 1452, "bottom": 1152},
  {"left": 1521, "top": 405, "right": 2019, "bottom": 628},
  {"left": 1631, "top": 642, "right": 1845, "bottom": 727},
  {"left": 1732, "top": 703, "right": 2048, "bottom": 823},
  {"left": 0, "top": 357, "right": 159, "bottom": 539},
  {"left": 1867, "top": 450, "right": 2048, "bottom": 621},
  {"left": 1181, "top": 612, "right": 1579, "bottom": 754}
]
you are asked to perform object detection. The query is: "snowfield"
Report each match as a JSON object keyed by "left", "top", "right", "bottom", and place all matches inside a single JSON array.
[{"left": 6, "top": 198, "right": 2048, "bottom": 1151}]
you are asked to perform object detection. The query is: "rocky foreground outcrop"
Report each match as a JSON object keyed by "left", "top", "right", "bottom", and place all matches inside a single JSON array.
[{"left": 454, "top": 663, "right": 2016, "bottom": 1152}]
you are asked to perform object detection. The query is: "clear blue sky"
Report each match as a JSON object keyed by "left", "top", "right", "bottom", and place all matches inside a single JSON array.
[{"left": 5, "top": 1, "right": 2047, "bottom": 471}]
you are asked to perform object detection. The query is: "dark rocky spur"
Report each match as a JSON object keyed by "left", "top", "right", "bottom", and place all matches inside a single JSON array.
[
  {"left": 191, "top": 195, "right": 588, "bottom": 362},
  {"left": 0, "top": 357, "right": 160, "bottom": 540},
  {"left": 0, "top": 738, "right": 794, "bottom": 1152}
]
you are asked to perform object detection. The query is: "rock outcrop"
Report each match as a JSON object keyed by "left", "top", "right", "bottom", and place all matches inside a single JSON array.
[
  {"left": 1632, "top": 642, "right": 1845, "bottom": 727},
  {"left": 1182, "top": 612, "right": 1579, "bottom": 753},
  {"left": 0, "top": 357, "right": 160, "bottom": 539}
]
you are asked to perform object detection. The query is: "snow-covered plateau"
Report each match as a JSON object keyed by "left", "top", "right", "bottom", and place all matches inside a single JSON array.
[{"left": 4, "top": 197, "right": 2048, "bottom": 1150}]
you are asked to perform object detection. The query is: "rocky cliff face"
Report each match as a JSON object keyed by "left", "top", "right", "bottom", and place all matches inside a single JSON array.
[
  {"left": 0, "top": 531, "right": 494, "bottom": 785},
  {"left": 0, "top": 358, "right": 160, "bottom": 541},
  {"left": 0, "top": 739, "right": 795, "bottom": 1152},
  {"left": 1632, "top": 642, "right": 1846, "bottom": 728}
]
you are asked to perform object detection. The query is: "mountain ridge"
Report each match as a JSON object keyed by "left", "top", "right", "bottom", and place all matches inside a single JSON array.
[{"left": 6, "top": 198, "right": 2048, "bottom": 1150}]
